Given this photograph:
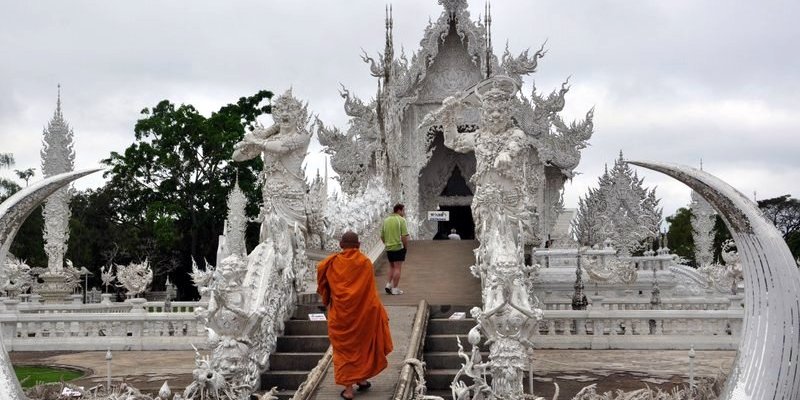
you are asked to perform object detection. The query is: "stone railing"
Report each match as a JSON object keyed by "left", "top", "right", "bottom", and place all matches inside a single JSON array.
[
  {"left": 534, "top": 248, "right": 676, "bottom": 269},
  {"left": 360, "top": 220, "right": 386, "bottom": 262},
  {"left": 5, "top": 298, "right": 203, "bottom": 314},
  {"left": 532, "top": 308, "right": 743, "bottom": 350},
  {"left": 0, "top": 299, "right": 207, "bottom": 351},
  {"left": 539, "top": 295, "right": 741, "bottom": 311}
]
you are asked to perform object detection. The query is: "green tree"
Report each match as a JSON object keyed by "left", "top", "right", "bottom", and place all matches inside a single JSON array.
[
  {"left": 757, "top": 195, "right": 800, "bottom": 259},
  {"left": 0, "top": 153, "right": 13, "bottom": 168},
  {"left": 758, "top": 195, "right": 800, "bottom": 238},
  {"left": 711, "top": 215, "right": 732, "bottom": 264},
  {"left": 0, "top": 153, "right": 20, "bottom": 200},
  {"left": 14, "top": 168, "right": 35, "bottom": 187},
  {"left": 102, "top": 91, "right": 272, "bottom": 298},
  {"left": 666, "top": 207, "right": 695, "bottom": 266},
  {"left": 9, "top": 207, "right": 45, "bottom": 267},
  {"left": 669, "top": 195, "right": 800, "bottom": 267}
]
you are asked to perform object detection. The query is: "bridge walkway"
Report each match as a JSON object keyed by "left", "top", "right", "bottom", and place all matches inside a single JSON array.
[{"left": 310, "top": 240, "right": 480, "bottom": 400}]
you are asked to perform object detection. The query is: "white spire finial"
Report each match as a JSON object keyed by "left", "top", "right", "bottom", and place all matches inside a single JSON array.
[{"left": 56, "top": 83, "right": 62, "bottom": 116}]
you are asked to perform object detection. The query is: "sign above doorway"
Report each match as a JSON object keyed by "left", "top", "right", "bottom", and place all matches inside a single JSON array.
[{"left": 428, "top": 211, "right": 450, "bottom": 221}]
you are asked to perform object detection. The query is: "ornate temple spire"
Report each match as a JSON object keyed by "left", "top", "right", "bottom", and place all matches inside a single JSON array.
[
  {"left": 34, "top": 85, "right": 80, "bottom": 303},
  {"left": 225, "top": 175, "right": 248, "bottom": 259},
  {"left": 384, "top": 4, "right": 394, "bottom": 83},
  {"left": 484, "top": 1, "right": 493, "bottom": 77},
  {"left": 439, "top": 0, "right": 468, "bottom": 14},
  {"left": 41, "top": 85, "right": 76, "bottom": 272},
  {"left": 691, "top": 160, "right": 715, "bottom": 266},
  {"left": 572, "top": 253, "right": 588, "bottom": 310},
  {"left": 56, "top": 83, "right": 62, "bottom": 117},
  {"left": 573, "top": 151, "right": 662, "bottom": 254}
]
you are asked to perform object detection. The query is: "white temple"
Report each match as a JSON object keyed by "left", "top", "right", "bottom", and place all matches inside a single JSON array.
[{"left": 317, "top": 0, "right": 593, "bottom": 245}]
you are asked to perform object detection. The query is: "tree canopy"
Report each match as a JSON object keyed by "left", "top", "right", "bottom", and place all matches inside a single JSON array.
[
  {"left": 757, "top": 195, "right": 800, "bottom": 259},
  {"left": 666, "top": 194, "right": 799, "bottom": 267},
  {"left": 0, "top": 153, "right": 20, "bottom": 200},
  {"left": 666, "top": 207, "right": 695, "bottom": 266},
  {"left": 99, "top": 91, "right": 272, "bottom": 298}
]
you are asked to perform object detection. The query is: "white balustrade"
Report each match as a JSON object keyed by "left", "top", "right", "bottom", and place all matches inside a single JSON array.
[
  {"left": 0, "top": 300, "right": 207, "bottom": 351},
  {"left": 530, "top": 308, "right": 742, "bottom": 350}
]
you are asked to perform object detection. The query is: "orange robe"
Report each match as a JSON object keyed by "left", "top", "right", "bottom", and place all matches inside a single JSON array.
[{"left": 317, "top": 248, "right": 393, "bottom": 385}]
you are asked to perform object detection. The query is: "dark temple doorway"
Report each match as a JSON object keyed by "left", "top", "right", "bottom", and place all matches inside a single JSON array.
[
  {"left": 434, "top": 166, "right": 475, "bottom": 239},
  {"left": 436, "top": 205, "right": 475, "bottom": 240}
]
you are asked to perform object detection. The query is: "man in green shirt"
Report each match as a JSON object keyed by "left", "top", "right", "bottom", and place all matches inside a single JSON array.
[{"left": 381, "top": 203, "right": 409, "bottom": 295}]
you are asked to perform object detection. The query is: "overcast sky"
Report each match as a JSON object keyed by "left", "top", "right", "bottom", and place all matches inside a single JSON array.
[{"left": 1, "top": 0, "right": 798, "bottom": 223}]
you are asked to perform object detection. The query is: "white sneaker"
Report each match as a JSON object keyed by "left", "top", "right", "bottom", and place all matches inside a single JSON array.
[
  {"left": 391, "top": 288, "right": 404, "bottom": 295},
  {"left": 385, "top": 282, "right": 393, "bottom": 294}
]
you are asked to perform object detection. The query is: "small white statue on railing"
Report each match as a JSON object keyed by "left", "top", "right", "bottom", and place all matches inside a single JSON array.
[
  {"left": 699, "top": 239, "right": 744, "bottom": 295},
  {"left": 581, "top": 246, "right": 638, "bottom": 285},
  {"left": 1, "top": 256, "right": 33, "bottom": 298},
  {"left": 100, "top": 265, "right": 115, "bottom": 293},
  {"left": 63, "top": 259, "right": 83, "bottom": 291},
  {"left": 115, "top": 260, "right": 153, "bottom": 297}
]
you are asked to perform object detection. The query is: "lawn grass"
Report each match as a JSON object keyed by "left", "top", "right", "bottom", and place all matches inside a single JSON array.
[{"left": 13, "top": 365, "right": 84, "bottom": 388}]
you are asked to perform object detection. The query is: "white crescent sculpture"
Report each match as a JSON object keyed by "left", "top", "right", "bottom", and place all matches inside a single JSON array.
[
  {"left": 0, "top": 168, "right": 102, "bottom": 400},
  {"left": 628, "top": 160, "right": 800, "bottom": 400}
]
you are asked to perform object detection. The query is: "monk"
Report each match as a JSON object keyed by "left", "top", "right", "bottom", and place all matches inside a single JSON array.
[{"left": 317, "top": 231, "right": 393, "bottom": 399}]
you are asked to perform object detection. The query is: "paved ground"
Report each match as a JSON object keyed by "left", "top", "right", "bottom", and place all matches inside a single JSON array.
[
  {"left": 11, "top": 350, "right": 199, "bottom": 392},
  {"left": 375, "top": 240, "right": 481, "bottom": 306},
  {"left": 10, "top": 349, "right": 735, "bottom": 396}
]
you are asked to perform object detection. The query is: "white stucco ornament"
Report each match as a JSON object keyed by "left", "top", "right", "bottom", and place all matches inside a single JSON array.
[
  {"left": 115, "top": 260, "right": 153, "bottom": 297},
  {"left": 186, "top": 89, "right": 314, "bottom": 400}
]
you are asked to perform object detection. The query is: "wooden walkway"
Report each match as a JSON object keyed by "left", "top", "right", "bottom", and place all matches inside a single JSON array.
[{"left": 373, "top": 240, "right": 481, "bottom": 306}]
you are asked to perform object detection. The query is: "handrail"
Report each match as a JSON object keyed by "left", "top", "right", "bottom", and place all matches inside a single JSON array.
[
  {"left": 290, "top": 346, "right": 333, "bottom": 400},
  {"left": 392, "top": 300, "right": 430, "bottom": 400}
]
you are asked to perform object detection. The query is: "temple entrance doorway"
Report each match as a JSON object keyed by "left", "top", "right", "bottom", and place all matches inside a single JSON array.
[
  {"left": 435, "top": 205, "right": 475, "bottom": 239},
  {"left": 434, "top": 165, "right": 475, "bottom": 239}
]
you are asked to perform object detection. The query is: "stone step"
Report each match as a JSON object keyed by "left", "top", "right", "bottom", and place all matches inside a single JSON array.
[
  {"left": 292, "top": 304, "right": 327, "bottom": 319},
  {"left": 268, "top": 352, "right": 327, "bottom": 371},
  {"left": 255, "top": 388, "right": 297, "bottom": 400},
  {"left": 427, "top": 318, "right": 477, "bottom": 334},
  {"left": 428, "top": 305, "right": 480, "bottom": 319},
  {"left": 260, "top": 370, "right": 310, "bottom": 391},
  {"left": 276, "top": 335, "right": 330, "bottom": 352},
  {"left": 283, "top": 319, "right": 328, "bottom": 336},
  {"left": 425, "top": 369, "right": 532, "bottom": 390},
  {"left": 424, "top": 334, "right": 486, "bottom": 352},
  {"left": 425, "top": 389, "right": 454, "bottom": 400},
  {"left": 423, "top": 351, "right": 488, "bottom": 370}
]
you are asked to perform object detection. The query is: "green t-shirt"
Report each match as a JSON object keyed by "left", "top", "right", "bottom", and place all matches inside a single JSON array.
[{"left": 381, "top": 213, "right": 408, "bottom": 251}]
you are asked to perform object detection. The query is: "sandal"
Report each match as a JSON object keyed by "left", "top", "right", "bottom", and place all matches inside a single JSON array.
[
  {"left": 356, "top": 381, "right": 372, "bottom": 391},
  {"left": 340, "top": 389, "right": 355, "bottom": 399}
]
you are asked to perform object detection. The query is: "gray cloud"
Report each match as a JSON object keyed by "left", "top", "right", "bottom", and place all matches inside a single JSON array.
[{"left": 1, "top": 0, "right": 798, "bottom": 221}]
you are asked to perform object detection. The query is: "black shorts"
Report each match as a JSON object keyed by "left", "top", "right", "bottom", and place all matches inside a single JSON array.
[{"left": 387, "top": 248, "right": 407, "bottom": 262}]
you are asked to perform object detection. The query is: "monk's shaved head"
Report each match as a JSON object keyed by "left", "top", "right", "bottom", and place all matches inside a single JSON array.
[{"left": 340, "top": 231, "right": 360, "bottom": 249}]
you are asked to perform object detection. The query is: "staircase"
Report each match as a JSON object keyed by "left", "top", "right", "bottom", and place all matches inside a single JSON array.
[
  {"left": 422, "top": 305, "right": 485, "bottom": 399},
  {"left": 422, "top": 305, "right": 545, "bottom": 399},
  {"left": 259, "top": 302, "right": 329, "bottom": 399},
  {"left": 258, "top": 240, "right": 483, "bottom": 399}
]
